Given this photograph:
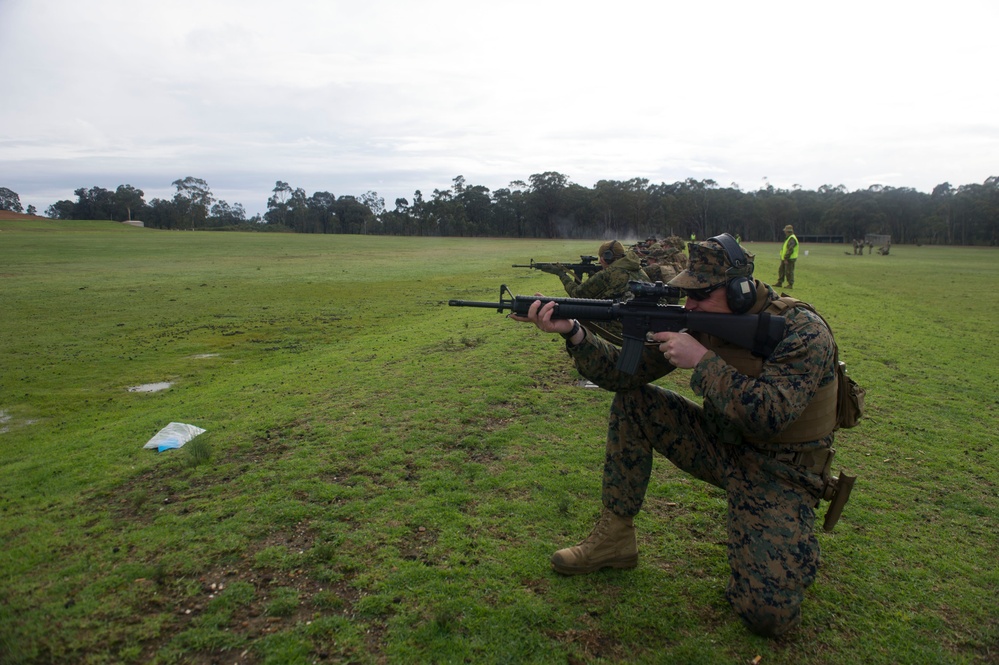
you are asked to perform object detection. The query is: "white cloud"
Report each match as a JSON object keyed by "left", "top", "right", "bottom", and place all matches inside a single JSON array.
[{"left": 2, "top": 0, "right": 997, "bottom": 216}]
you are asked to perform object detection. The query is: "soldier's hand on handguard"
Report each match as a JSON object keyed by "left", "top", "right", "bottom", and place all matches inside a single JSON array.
[
  {"left": 653, "top": 331, "right": 708, "bottom": 369},
  {"left": 508, "top": 296, "right": 575, "bottom": 336},
  {"left": 537, "top": 263, "right": 563, "bottom": 275}
]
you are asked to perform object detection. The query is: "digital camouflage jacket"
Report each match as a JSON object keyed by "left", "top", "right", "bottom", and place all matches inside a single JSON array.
[{"left": 565, "top": 282, "right": 837, "bottom": 451}]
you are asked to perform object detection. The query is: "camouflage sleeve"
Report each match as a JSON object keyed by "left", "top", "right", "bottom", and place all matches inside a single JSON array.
[
  {"left": 690, "top": 309, "right": 836, "bottom": 439},
  {"left": 560, "top": 269, "right": 611, "bottom": 298},
  {"left": 558, "top": 269, "right": 582, "bottom": 295},
  {"left": 566, "top": 329, "right": 675, "bottom": 390}
]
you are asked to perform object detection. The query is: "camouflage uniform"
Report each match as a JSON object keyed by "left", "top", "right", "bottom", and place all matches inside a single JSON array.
[
  {"left": 557, "top": 250, "right": 648, "bottom": 300},
  {"left": 552, "top": 243, "right": 648, "bottom": 342},
  {"left": 561, "top": 239, "right": 836, "bottom": 637},
  {"left": 641, "top": 261, "right": 673, "bottom": 284}
]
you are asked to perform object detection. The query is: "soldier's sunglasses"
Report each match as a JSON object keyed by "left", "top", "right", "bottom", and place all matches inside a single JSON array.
[{"left": 683, "top": 282, "right": 725, "bottom": 301}]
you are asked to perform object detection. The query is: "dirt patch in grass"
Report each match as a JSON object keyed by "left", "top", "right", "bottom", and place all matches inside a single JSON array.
[
  {"left": 549, "top": 626, "right": 624, "bottom": 663},
  {"left": 132, "top": 521, "right": 379, "bottom": 664}
]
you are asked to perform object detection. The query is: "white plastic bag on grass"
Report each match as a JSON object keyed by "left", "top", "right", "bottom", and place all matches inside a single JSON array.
[{"left": 144, "top": 422, "right": 206, "bottom": 452}]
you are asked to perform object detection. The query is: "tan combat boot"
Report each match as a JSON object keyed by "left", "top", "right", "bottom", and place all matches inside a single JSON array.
[{"left": 550, "top": 508, "right": 638, "bottom": 575}]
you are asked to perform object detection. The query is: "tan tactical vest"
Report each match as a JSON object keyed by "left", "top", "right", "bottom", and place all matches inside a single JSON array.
[{"left": 698, "top": 296, "right": 838, "bottom": 445}]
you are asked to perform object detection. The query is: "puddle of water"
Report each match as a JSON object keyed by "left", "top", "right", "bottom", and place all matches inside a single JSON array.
[{"left": 128, "top": 382, "right": 173, "bottom": 393}]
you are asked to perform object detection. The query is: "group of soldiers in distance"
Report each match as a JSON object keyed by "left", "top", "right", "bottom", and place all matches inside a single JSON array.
[
  {"left": 522, "top": 234, "right": 690, "bottom": 304},
  {"left": 851, "top": 238, "right": 891, "bottom": 255},
  {"left": 628, "top": 235, "right": 689, "bottom": 283},
  {"left": 517, "top": 234, "right": 690, "bottom": 342},
  {"left": 852, "top": 239, "right": 872, "bottom": 255}
]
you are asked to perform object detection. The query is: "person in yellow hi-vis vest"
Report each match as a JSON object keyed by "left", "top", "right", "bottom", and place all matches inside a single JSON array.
[{"left": 775, "top": 225, "right": 798, "bottom": 289}]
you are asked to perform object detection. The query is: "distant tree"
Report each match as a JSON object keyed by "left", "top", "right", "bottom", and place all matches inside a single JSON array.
[
  {"left": 26, "top": 204, "right": 37, "bottom": 215},
  {"left": 411, "top": 190, "right": 431, "bottom": 236},
  {"left": 287, "top": 187, "right": 309, "bottom": 232},
  {"left": 426, "top": 187, "right": 464, "bottom": 236},
  {"left": 145, "top": 198, "right": 182, "bottom": 229},
  {"left": 456, "top": 183, "right": 492, "bottom": 236},
  {"left": 46, "top": 200, "right": 75, "bottom": 219},
  {"left": 821, "top": 189, "right": 883, "bottom": 241},
  {"left": 265, "top": 181, "right": 293, "bottom": 226},
  {"left": 73, "top": 186, "right": 115, "bottom": 220},
  {"left": 114, "top": 184, "right": 146, "bottom": 221},
  {"left": 492, "top": 184, "right": 528, "bottom": 237},
  {"left": 216, "top": 174, "right": 996, "bottom": 244},
  {"left": 380, "top": 197, "right": 414, "bottom": 235},
  {"left": 360, "top": 191, "right": 385, "bottom": 218},
  {"left": 559, "top": 183, "right": 600, "bottom": 238},
  {"left": 754, "top": 186, "right": 799, "bottom": 241},
  {"left": 171, "top": 177, "right": 214, "bottom": 229},
  {"left": 333, "top": 195, "right": 375, "bottom": 234},
  {"left": 0, "top": 187, "right": 23, "bottom": 212},
  {"left": 527, "top": 171, "right": 571, "bottom": 238},
  {"left": 210, "top": 200, "right": 246, "bottom": 226},
  {"left": 307, "top": 191, "right": 337, "bottom": 233},
  {"left": 951, "top": 178, "right": 999, "bottom": 246}
]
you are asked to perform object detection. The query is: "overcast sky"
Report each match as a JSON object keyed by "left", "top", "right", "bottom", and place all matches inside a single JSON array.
[{"left": 2, "top": 0, "right": 996, "bottom": 218}]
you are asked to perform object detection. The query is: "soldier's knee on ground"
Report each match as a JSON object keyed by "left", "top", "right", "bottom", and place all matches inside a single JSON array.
[{"left": 726, "top": 577, "right": 803, "bottom": 638}]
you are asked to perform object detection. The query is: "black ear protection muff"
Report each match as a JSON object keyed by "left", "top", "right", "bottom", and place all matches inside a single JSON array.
[
  {"left": 602, "top": 241, "right": 618, "bottom": 263},
  {"left": 708, "top": 233, "right": 756, "bottom": 314}
]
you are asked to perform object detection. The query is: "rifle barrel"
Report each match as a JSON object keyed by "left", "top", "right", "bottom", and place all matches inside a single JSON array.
[{"left": 447, "top": 299, "right": 505, "bottom": 308}]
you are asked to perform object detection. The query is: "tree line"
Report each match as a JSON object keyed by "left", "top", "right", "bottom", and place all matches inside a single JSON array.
[{"left": 4, "top": 173, "right": 998, "bottom": 245}]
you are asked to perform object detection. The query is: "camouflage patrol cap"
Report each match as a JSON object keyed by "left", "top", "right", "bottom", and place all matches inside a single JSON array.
[{"left": 667, "top": 238, "right": 755, "bottom": 289}]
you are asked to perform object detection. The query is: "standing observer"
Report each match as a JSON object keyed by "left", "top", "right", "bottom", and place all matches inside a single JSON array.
[
  {"left": 775, "top": 224, "right": 798, "bottom": 289},
  {"left": 510, "top": 234, "right": 839, "bottom": 637}
]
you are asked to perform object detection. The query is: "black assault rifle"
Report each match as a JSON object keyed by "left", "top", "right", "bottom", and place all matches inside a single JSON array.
[
  {"left": 512, "top": 255, "right": 601, "bottom": 283},
  {"left": 449, "top": 281, "right": 787, "bottom": 375}
]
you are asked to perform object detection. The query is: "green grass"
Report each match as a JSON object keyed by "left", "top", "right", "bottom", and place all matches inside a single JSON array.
[{"left": 1, "top": 220, "right": 996, "bottom": 664}]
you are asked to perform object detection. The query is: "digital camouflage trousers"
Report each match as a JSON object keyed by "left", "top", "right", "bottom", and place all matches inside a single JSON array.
[{"left": 602, "top": 383, "right": 821, "bottom": 637}]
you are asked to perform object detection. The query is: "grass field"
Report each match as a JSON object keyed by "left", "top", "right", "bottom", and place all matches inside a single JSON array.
[{"left": 1, "top": 219, "right": 996, "bottom": 664}]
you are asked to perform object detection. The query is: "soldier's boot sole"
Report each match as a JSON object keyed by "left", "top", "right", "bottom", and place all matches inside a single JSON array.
[{"left": 550, "top": 551, "right": 638, "bottom": 575}]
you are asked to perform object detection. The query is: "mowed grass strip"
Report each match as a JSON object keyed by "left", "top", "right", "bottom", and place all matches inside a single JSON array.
[{"left": 0, "top": 221, "right": 996, "bottom": 664}]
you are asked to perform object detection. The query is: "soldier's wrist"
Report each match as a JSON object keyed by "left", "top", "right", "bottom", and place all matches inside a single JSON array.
[{"left": 561, "top": 320, "right": 584, "bottom": 346}]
